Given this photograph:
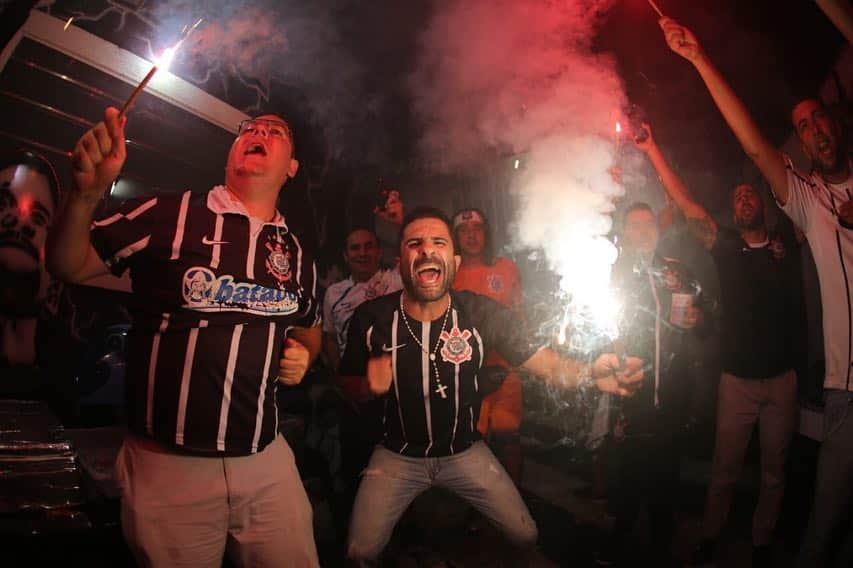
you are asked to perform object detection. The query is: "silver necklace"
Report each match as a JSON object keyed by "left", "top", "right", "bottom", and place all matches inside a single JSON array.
[{"left": 399, "top": 292, "right": 451, "bottom": 399}]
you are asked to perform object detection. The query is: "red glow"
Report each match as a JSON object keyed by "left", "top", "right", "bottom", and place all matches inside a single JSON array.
[{"left": 18, "top": 194, "right": 33, "bottom": 219}]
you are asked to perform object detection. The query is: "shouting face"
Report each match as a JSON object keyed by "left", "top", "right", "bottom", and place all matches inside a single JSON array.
[
  {"left": 792, "top": 99, "right": 847, "bottom": 181},
  {"left": 226, "top": 114, "right": 299, "bottom": 192},
  {"left": 399, "top": 216, "right": 460, "bottom": 303}
]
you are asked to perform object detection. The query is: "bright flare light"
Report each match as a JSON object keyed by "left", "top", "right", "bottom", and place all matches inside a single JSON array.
[{"left": 155, "top": 46, "right": 177, "bottom": 71}]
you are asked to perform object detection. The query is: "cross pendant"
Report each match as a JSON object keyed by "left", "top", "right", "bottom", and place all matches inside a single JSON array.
[{"left": 435, "top": 383, "right": 448, "bottom": 399}]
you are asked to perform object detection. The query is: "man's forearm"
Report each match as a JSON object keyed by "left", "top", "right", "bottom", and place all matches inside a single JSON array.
[
  {"left": 521, "top": 348, "right": 588, "bottom": 390},
  {"left": 646, "top": 145, "right": 707, "bottom": 219},
  {"left": 692, "top": 55, "right": 788, "bottom": 201},
  {"left": 46, "top": 190, "right": 101, "bottom": 283}
]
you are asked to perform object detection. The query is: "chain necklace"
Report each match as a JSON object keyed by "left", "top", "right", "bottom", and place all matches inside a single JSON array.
[{"left": 399, "top": 292, "right": 451, "bottom": 399}]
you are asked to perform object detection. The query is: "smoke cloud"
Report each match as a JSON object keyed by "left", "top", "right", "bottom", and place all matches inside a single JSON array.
[{"left": 410, "top": 0, "right": 627, "bottom": 311}]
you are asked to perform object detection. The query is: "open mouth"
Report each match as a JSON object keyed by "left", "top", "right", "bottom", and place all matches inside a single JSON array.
[
  {"left": 414, "top": 262, "right": 443, "bottom": 286},
  {"left": 244, "top": 142, "right": 267, "bottom": 156},
  {"left": 0, "top": 233, "right": 40, "bottom": 263}
]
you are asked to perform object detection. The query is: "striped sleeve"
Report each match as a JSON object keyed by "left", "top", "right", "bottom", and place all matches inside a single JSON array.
[
  {"left": 90, "top": 194, "right": 162, "bottom": 276},
  {"left": 781, "top": 154, "right": 817, "bottom": 233}
]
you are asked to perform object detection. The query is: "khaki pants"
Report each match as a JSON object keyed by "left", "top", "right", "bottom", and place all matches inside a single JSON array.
[
  {"left": 702, "top": 369, "right": 798, "bottom": 545},
  {"left": 115, "top": 434, "right": 318, "bottom": 568}
]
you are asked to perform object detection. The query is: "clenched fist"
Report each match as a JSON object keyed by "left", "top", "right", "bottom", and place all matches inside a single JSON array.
[
  {"left": 367, "top": 354, "right": 393, "bottom": 395},
  {"left": 277, "top": 337, "right": 310, "bottom": 385}
]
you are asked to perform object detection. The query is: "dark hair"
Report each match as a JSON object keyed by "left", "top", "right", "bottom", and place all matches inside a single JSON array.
[
  {"left": 397, "top": 206, "right": 454, "bottom": 249},
  {"left": 788, "top": 96, "right": 829, "bottom": 132},
  {"left": 452, "top": 207, "right": 495, "bottom": 265},
  {"left": 0, "top": 149, "right": 62, "bottom": 207},
  {"left": 621, "top": 202, "right": 654, "bottom": 228},
  {"left": 344, "top": 226, "right": 378, "bottom": 250}
]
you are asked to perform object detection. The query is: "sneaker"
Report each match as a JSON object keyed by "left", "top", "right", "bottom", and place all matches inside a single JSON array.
[
  {"left": 752, "top": 544, "right": 772, "bottom": 568},
  {"left": 689, "top": 539, "right": 716, "bottom": 566}
]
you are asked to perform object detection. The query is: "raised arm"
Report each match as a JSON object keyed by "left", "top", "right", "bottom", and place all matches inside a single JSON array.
[
  {"left": 46, "top": 107, "right": 126, "bottom": 283},
  {"left": 635, "top": 124, "right": 718, "bottom": 250},
  {"left": 816, "top": 0, "right": 853, "bottom": 43},
  {"left": 659, "top": 18, "right": 789, "bottom": 204}
]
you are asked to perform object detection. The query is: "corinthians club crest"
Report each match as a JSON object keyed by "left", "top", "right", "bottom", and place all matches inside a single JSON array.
[
  {"left": 440, "top": 324, "right": 473, "bottom": 365},
  {"left": 265, "top": 233, "right": 292, "bottom": 285}
]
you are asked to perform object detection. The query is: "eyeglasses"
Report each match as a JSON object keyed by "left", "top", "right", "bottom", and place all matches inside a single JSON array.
[{"left": 237, "top": 118, "right": 293, "bottom": 142}]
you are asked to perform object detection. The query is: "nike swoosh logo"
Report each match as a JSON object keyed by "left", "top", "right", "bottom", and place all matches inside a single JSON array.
[
  {"left": 202, "top": 236, "right": 229, "bottom": 245},
  {"left": 382, "top": 343, "right": 408, "bottom": 352}
]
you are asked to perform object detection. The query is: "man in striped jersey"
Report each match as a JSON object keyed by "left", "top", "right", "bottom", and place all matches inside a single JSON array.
[
  {"left": 47, "top": 107, "right": 321, "bottom": 567},
  {"left": 660, "top": 17, "right": 853, "bottom": 567},
  {"left": 341, "top": 207, "right": 645, "bottom": 565}
]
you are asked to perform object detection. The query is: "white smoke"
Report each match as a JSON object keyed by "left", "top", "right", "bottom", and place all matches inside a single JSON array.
[{"left": 410, "top": 0, "right": 628, "bottom": 326}]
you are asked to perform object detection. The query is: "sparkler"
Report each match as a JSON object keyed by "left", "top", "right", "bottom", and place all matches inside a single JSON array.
[
  {"left": 119, "top": 18, "right": 203, "bottom": 117},
  {"left": 646, "top": 0, "right": 665, "bottom": 18}
]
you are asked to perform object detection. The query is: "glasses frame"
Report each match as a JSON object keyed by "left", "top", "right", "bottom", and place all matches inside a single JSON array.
[{"left": 236, "top": 118, "right": 294, "bottom": 145}]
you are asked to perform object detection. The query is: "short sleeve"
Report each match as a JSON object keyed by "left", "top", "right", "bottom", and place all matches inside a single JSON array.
[
  {"left": 781, "top": 154, "right": 817, "bottom": 233},
  {"left": 90, "top": 194, "right": 162, "bottom": 276},
  {"left": 459, "top": 292, "right": 543, "bottom": 367}
]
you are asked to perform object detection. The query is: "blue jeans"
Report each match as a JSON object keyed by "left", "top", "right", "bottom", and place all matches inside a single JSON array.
[
  {"left": 346, "top": 441, "right": 538, "bottom": 564},
  {"left": 798, "top": 390, "right": 853, "bottom": 567}
]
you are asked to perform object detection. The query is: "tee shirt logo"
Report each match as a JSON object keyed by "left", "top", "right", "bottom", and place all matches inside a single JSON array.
[
  {"left": 487, "top": 274, "right": 504, "bottom": 294},
  {"left": 264, "top": 234, "right": 292, "bottom": 284},
  {"left": 440, "top": 325, "right": 473, "bottom": 365},
  {"left": 182, "top": 267, "right": 299, "bottom": 315}
]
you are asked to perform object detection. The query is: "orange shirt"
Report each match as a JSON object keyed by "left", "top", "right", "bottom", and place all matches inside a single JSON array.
[
  {"left": 452, "top": 257, "right": 521, "bottom": 308},
  {"left": 453, "top": 257, "right": 522, "bottom": 368}
]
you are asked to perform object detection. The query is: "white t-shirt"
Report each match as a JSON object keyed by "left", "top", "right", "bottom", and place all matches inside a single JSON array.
[
  {"left": 322, "top": 269, "right": 403, "bottom": 354},
  {"left": 782, "top": 156, "right": 853, "bottom": 390}
]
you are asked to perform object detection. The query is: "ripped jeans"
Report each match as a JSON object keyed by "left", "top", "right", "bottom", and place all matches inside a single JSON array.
[{"left": 346, "top": 441, "right": 538, "bottom": 565}]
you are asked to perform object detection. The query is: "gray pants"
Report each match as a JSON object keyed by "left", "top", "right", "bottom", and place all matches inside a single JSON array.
[
  {"left": 702, "top": 370, "right": 798, "bottom": 545},
  {"left": 115, "top": 434, "right": 318, "bottom": 568},
  {"left": 798, "top": 390, "right": 853, "bottom": 567},
  {"left": 346, "top": 441, "right": 538, "bottom": 565}
]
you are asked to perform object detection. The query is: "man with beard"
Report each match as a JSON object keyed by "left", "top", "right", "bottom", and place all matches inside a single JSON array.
[
  {"left": 46, "top": 107, "right": 321, "bottom": 567},
  {"left": 0, "top": 150, "right": 77, "bottom": 416},
  {"left": 451, "top": 208, "right": 524, "bottom": 485},
  {"left": 340, "top": 207, "right": 645, "bottom": 565},
  {"left": 660, "top": 18, "right": 853, "bottom": 566},
  {"left": 634, "top": 123, "right": 802, "bottom": 567}
]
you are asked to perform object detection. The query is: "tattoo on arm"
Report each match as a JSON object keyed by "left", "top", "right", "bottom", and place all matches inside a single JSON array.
[{"left": 686, "top": 216, "right": 717, "bottom": 250}]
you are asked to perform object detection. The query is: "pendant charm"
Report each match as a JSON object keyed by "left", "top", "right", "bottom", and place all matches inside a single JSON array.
[
  {"left": 429, "top": 353, "right": 436, "bottom": 361},
  {"left": 435, "top": 383, "right": 448, "bottom": 399}
]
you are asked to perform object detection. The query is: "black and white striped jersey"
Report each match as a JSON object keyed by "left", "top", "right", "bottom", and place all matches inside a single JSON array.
[
  {"left": 340, "top": 290, "right": 540, "bottom": 457},
  {"left": 90, "top": 186, "right": 319, "bottom": 455}
]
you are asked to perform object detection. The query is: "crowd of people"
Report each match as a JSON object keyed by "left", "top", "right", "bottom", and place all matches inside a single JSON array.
[{"left": 2, "top": 13, "right": 853, "bottom": 568}]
